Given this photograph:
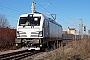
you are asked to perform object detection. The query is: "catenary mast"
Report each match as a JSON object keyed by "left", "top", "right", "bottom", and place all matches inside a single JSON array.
[{"left": 31, "top": 2, "right": 35, "bottom": 13}]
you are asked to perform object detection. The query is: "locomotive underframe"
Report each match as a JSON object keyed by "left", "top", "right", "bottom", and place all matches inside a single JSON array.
[{"left": 15, "top": 37, "right": 62, "bottom": 51}]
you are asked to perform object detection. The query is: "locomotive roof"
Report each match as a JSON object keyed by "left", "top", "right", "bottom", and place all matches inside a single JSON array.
[
  {"left": 19, "top": 13, "right": 62, "bottom": 27},
  {"left": 20, "top": 13, "right": 43, "bottom": 17}
]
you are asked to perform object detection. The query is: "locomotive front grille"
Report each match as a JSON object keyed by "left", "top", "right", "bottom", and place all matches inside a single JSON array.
[
  {"left": 31, "top": 35, "right": 38, "bottom": 37},
  {"left": 31, "top": 32, "right": 39, "bottom": 37},
  {"left": 31, "top": 32, "right": 39, "bottom": 34},
  {"left": 20, "top": 35, "right": 27, "bottom": 37}
]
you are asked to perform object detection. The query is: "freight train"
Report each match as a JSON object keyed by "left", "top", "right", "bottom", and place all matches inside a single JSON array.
[{"left": 15, "top": 2, "right": 63, "bottom": 51}]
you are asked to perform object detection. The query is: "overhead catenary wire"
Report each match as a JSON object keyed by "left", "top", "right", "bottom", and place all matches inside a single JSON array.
[
  {"left": 47, "top": 0, "right": 71, "bottom": 19},
  {"left": 0, "top": 3, "right": 24, "bottom": 14},
  {"left": 0, "top": 1, "right": 78, "bottom": 28},
  {"left": 0, "top": 5, "right": 19, "bottom": 28},
  {"left": 39, "top": 2, "right": 51, "bottom": 12},
  {"left": 0, "top": 3, "right": 23, "bottom": 22},
  {"left": 34, "top": 0, "right": 77, "bottom": 25},
  {"left": 34, "top": 0, "right": 51, "bottom": 13},
  {"left": 47, "top": 0, "right": 90, "bottom": 33},
  {"left": 47, "top": 0, "right": 80, "bottom": 27}
]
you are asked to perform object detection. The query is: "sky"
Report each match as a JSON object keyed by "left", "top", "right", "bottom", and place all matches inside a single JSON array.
[{"left": 0, "top": 0, "right": 90, "bottom": 34}]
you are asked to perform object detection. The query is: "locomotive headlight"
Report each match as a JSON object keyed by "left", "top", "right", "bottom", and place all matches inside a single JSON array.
[
  {"left": 16, "top": 44, "right": 18, "bottom": 46},
  {"left": 40, "top": 44, "right": 42, "bottom": 47},
  {"left": 22, "top": 39, "right": 27, "bottom": 43},
  {"left": 39, "top": 31, "right": 42, "bottom": 37}
]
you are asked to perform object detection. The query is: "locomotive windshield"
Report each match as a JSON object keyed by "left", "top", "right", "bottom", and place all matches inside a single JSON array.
[{"left": 19, "top": 17, "right": 41, "bottom": 26}]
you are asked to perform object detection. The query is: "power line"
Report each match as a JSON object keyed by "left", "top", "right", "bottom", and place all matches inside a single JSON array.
[
  {"left": 46, "top": 0, "right": 71, "bottom": 19},
  {"left": 34, "top": 0, "right": 78, "bottom": 28},
  {"left": 0, "top": 3, "right": 24, "bottom": 28},
  {"left": 47, "top": 0, "right": 79, "bottom": 27},
  {"left": 0, "top": 4, "right": 24, "bottom": 14},
  {"left": 39, "top": 2, "right": 51, "bottom": 12},
  {"left": 34, "top": 0, "right": 51, "bottom": 13},
  {"left": 0, "top": 4, "right": 21, "bottom": 23}
]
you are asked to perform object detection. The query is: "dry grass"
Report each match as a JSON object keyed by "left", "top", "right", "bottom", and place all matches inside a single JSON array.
[{"left": 46, "top": 38, "right": 90, "bottom": 60}]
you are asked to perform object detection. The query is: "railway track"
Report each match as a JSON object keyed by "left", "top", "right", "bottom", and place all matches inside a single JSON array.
[{"left": 0, "top": 50, "right": 40, "bottom": 60}]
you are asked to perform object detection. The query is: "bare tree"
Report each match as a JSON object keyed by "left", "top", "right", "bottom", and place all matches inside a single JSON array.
[{"left": 0, "top": 14, "right": 10, "bottom": 28}]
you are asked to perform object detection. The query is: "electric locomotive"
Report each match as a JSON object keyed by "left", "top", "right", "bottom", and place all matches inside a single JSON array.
[{"left": 15, "top": 2, "right": 62, "bottom": 50}]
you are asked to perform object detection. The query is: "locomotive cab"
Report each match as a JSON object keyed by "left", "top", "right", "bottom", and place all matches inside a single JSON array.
[{"left": 15, "top": 13, "right": 44, "bottom": 50}]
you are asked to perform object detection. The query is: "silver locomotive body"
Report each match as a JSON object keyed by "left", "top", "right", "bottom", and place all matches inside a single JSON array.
[{"left": 15, "top": 13, "right": 62, "bottom": 50}]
